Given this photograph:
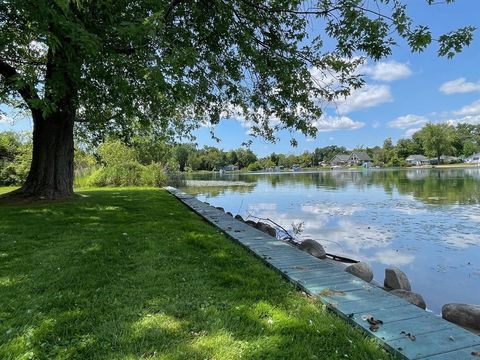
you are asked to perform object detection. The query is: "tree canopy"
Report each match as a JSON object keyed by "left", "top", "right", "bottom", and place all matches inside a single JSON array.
[{"left": 0, "top": 0, "right": 475, "bottom": 198}]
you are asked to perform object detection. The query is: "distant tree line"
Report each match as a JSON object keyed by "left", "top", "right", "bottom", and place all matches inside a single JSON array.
[{"left": 1, "top": 123, "right": 480, "bottom": 186}]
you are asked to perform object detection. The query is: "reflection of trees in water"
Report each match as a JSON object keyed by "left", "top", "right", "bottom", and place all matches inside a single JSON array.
[
  {"left": 395, "top": 170, "right": 480, "bottom": 205},
  {"left": 183, "top": 185, "right": 256, "bottom": 197},
  {"left": 187, "top": 168, "right": 480, "bottom": 205}
]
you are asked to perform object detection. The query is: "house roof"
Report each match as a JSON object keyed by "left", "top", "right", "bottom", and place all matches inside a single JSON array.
[
  {"left": 466, "top": 153, "right": 480, "bottom": 160},
  {"left": 350, "top": 151, "right": 372, "bottom": 161},
  {"left": 439, "top": 155, "right": 458, "bottom": 160},
  {"left": 406, "top": 154, "right": 428, "bottom": 161},
  {"left": 331, "top": 154, "right": 350, "bottom": 162}
]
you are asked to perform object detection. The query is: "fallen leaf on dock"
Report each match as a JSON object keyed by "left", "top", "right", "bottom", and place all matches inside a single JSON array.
[{"left": 319, "top": 289, "right": 346, "bottom": 297}]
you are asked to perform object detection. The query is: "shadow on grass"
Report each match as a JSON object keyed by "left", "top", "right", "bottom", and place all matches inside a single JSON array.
[{"left": 0, "top": 189, "right": 391, "bottom": 359}]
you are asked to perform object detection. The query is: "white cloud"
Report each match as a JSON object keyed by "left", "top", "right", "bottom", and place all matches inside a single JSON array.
[
  {"left": 336, "top": 84, "right": 392, "bottom": 113},
  {"left": 372, "top": 249, "right": 415, "bottom": 266},
  {"left": 313, "top": 115, "right": 364, "bottom": 132},
  {"left": 445, "top": 115, "right": 480, "bottom": 126},
  {"left": 362, "top": 61, "right": 412, "bottom": 82},
  {"left": 403, "top": 127, "right": 422, "bottom": 138},
  {"left": 439, "top": 78, "right": 480, "bottom": 95},
  {"left": 388, "top": 114, "right": 428, "bottom": 129},
  {"left": 454, "top": 99, "right": 480, "bottom": 116},
  {"left": 0, "top": 113, "right": 13, "bottom": 124}
]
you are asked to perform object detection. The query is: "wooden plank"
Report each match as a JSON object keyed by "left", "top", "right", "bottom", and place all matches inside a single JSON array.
[
  {"left": 355, "top": 314, "right": 454, "bottom": 342},
  {"left": 388, "top": 327, "right": 480, "bottom": 359},
  {"left": 333, "top": 293, "right": 409, "bottom": 315},
  {"left": 286, "top": 271, "right": 353, "bottom": 287},
  {"left": 300, "top": 278, "right": 366, "bottom": 293},
  {"left": 350, "top": 303, "right": 427, "bottom": 324},
  {"left": 420, "top": 346, "right": 480, "bottom": 359}
]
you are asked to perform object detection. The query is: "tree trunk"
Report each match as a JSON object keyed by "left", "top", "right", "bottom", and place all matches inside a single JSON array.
[
  {"left": 8, "top": 42, "right": 80, "bottom": 201},
  {"left": 12, "top": 109, "right": 75, "bottom": 200}
]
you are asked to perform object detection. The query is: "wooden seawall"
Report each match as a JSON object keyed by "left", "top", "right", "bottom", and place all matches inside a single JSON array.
[{"left": 165, "top": 187, "right": 480, "bottom": 359}]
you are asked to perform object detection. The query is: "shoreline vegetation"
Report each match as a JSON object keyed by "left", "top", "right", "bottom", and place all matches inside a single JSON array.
[
  {"left": 2, "top": 122, "right": 480, "bottom": 191},
  {"left": 0, "top": 188, "right": 392, "bottom": 359}
]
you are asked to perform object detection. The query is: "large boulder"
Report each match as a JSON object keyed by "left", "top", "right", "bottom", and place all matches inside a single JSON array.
[
  {"left": 345, "top": 262, "right": 373, "bottom": 283},
  {"left": 245, "top": 220, "right": 257, "bottom": 227},
  {"left": 442, "top": 304, "right": 480, "bottom": 330},
  {"left": 256, "top": 222, "right": 277, "bottom": 237},
  {"left": 215, "top": 206, "right": 225, "bottom": 212},
  {"left": 234, "top": 215, "right": 244, "bottom": 222},
  {"left": 390, "top": 289, "right": 426, "bottom": 309},
  {"left": 384, "top": 267, "right": 411, "bottom": 291},
  {"left": 298, "top": 239, "right": 327, "bottom": 259}
]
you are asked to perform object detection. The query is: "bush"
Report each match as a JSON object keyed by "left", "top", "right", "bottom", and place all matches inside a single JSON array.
[
  {"left": 86, "top": 161, "right": 172, "bottom": 188},
  {"left": 87, "top": 162, "right": 144, "bottom": 187},
  {"left": 0, "top": 140, "right": 31, "bottom": 186},
  {"left": 247, "top": 161, "right": 263, "bottom": 171},
  {"left": 97, "top": 139, "right": 136, "bottom": 166},
  {"left": 141, "top": 163, "right": 167, "bottom": 187}
]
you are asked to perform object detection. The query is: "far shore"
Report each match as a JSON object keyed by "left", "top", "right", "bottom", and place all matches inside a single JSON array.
[{"left": 187, "top": 163, "right": 479, "bottom": 176}]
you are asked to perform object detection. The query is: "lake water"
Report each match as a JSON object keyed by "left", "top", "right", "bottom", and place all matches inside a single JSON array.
[{"left": 182, "top": 168, "right": 480, "bottom": 314}]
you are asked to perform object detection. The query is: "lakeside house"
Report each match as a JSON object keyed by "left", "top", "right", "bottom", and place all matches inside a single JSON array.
[
  {"left": 465, "top": 153, "right": 480, "bottom": 164},
  {"left": 330, "top": 154, "right": 350, "bottom": 166},
  {"left": 330, "top": 151, "right": 372, "bottom": 167},
  {"left": 430, "top": 155, "right": 461, "bottom": 165},
  {"left": 406, "top": 154, "right": 430, "bottom": 166},
  {"left": 347, "top": 151, "right": 372, "bottom": 166}
]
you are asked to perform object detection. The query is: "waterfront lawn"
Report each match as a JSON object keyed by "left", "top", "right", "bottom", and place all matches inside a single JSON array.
[{"left": 0, "top": 188, "right": 392, "bottom": 359}]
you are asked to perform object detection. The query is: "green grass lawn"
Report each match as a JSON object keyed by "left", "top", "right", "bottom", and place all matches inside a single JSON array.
[{"left": 0, "top": 188, "right": 391, "bottom": 359}]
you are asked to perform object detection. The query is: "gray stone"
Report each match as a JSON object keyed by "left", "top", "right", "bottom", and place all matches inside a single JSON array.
[
  {"left": 215, "top": 206, "right": 224, "bottom": 212},
  {"left": 384, "top": 267, "right": 411, "bottom": 291},
  {"left": 234, "top": 215, "right": 244, "bottom": 221},
  {"left": 345, "top": 262, "right": 373, "bottom": 282},
  {"left": 298, "top": 239, "right": 326, "bottom": 259},
  {"left": 256, "top": 222, "right": 277, "bottom": 237},
  {"left": 442, "top": 303, "right": 480, "bottom": 330},
  {"left": 225, "top": 211, "right": 233, "bottom": 217},
  {"left": 390, "top": 289, "right": 426, "bottom": 309},
  {"left": 245, "top": 220, "right": 256, "bottom": 227}
]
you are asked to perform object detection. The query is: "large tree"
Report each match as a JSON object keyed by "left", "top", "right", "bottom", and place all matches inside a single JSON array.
[
  {"left": 0, "top": 0, "right": 475, "bottom": 199},
  {"left": 415, "top": 123, "right": 456, "bottom": 164}
]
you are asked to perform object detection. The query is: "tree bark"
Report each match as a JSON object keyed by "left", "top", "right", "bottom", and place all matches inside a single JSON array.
[{"left": 14, "top": 110, "right": 75, "bottom": 200}]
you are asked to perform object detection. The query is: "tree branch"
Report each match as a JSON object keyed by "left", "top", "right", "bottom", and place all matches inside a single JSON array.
[
  {"left": 164, "top": 0, "right": 186, "bottom": 19},
  {"left": 0, "top": 58, "right": 42, "bottom": 113}
]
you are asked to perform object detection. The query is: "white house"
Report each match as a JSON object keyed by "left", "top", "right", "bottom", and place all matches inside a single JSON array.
[
  {"left": 405, "top": 154, "right": 430, "bottom": 166},
  {"left": 465, "top": 153, "right": 480, "bottom": 164}
]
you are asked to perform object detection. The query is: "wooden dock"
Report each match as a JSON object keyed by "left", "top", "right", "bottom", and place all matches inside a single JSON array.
[{"left": 165, "top": 187, "right": 480, "bottom": 359}]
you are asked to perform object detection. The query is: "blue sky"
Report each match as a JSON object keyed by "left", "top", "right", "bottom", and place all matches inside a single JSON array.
[{"left": 2, "top": 1, "right": 480, "bottom": 157}]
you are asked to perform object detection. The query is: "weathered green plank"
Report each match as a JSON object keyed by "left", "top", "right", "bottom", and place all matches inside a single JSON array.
[
  {"left": 420, "top": 346, "right": 480, "bottom": 359},
  {"left": 350, "top": 303, "right": 426, "bottom": 324},
  {"left": 355, "top": 314, "right": 455, "bottom": 342},
  {"left": 286, "top": 271, "right": 353, "bottom": 286},
  {"left": 388, "top": 327, "right": 480, "bottom": 359},
  {"left": 333, "top": 293, "right": 409, "bottom": 315},
  {"left": 300, "top": 278, "right": 367, "bottom": 293}
]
